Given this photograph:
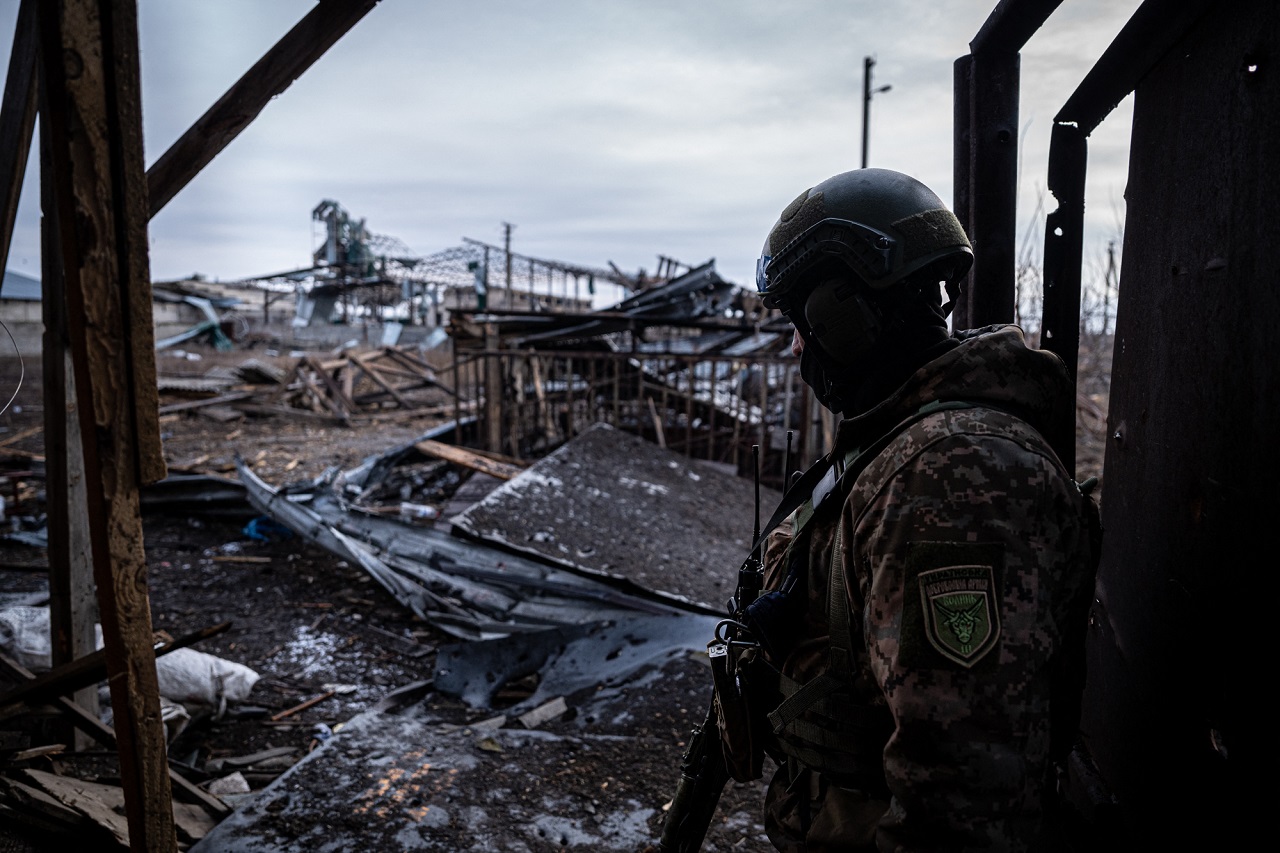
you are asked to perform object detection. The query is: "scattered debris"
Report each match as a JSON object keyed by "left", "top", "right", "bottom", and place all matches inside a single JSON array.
[
  {"left": 269, "top": 690, "right": 336, "bottom": 722},
  {"left": 157, "top": 346, "right": 458, "bottom": 426}
]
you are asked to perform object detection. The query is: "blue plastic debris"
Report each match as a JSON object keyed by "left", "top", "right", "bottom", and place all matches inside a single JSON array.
[{"left": 242, "top": 516, "right": 295, "bottom": 542}]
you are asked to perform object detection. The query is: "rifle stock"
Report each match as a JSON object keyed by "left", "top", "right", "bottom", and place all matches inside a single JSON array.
[{"left": 658, "top": 701, "right": 730, "bottom": 852}]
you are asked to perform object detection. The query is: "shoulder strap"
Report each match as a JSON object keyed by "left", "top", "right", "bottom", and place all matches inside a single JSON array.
[{"left": 749, "top": 400, "right": 986, "bottom": 557}]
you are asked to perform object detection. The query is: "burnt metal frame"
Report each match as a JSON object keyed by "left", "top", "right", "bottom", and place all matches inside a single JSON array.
[
  {"left": 954, "top": 1, "right": 1064, "bottom": 332},
  {"left": 957, "top": 0, "right": 1215, "bottom": 472},
  {"left": 1038, "top": 0, "right": 1217, "bottom": 471}
]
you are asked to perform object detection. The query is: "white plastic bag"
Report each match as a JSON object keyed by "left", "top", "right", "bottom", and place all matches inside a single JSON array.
[{"left": 0, "top": 606, "right": 259, "bottom": 710}]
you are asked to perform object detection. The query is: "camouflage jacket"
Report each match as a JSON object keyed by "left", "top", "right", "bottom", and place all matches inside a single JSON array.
[{"left": 759, "top": 324, "right": 1094, "bottom": 851}]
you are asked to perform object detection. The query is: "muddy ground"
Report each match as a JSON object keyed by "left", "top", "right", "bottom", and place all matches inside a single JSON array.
[
  {"left": 0, "top": 334, "right": 1110, "bottom": 852},
  {"left": 0, "top": 346, "right": 776, "bottom": 852}
]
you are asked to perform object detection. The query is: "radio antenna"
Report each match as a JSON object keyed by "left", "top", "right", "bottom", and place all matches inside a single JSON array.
[
  {"left": 752, "top": 444, "right": 761, "bottom": 550},
  {"left": 783, "top": 430, "right": 793, "bottom": 493}
]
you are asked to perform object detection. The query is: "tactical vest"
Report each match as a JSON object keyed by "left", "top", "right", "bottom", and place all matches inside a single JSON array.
[{"left": 713, "top": 400, "right": 1101, "bottom": 790}]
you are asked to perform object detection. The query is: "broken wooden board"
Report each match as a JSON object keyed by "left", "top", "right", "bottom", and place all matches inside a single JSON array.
[
  {"left": 413, "top": 439, "right": 525, "bottom": 480},
  {"left": 15, "top": 767, "right": 218, "bottom": 849}
]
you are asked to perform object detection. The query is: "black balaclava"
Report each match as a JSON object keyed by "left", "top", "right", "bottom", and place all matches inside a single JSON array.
[{"left": 796, "top": 274, "right": 957, "bottom": 418}]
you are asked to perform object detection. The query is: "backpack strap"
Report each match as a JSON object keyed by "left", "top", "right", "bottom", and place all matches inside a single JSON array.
[
  {"left": 754, "top": 399, "right": 987, "bottom": 556},
  {"left": 762, "top": 400, "right": 990, "bottom": 786}
]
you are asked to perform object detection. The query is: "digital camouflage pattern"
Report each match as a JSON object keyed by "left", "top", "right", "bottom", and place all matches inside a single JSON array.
[{"left": 759, "top": 324, "right": 1094, "bottom": 852}]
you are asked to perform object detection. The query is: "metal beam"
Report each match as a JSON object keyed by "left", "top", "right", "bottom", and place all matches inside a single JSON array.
[
  {"left": 1056, "top": 0, "right": 1219, "bottom": 134},
  {"left": 970, "top": 0, "right": 1065, "bottom": 55},
  {"left": 955, "top": 0, "right": 1065, "bottom": 329},
  {"left": 966, "top": 49, "right": 1020, "bottom": 327}
]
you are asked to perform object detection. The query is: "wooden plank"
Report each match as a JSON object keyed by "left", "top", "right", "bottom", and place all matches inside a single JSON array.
[
  {"left": 39, "top": 1, "right": 175, "bottom": 848},
  {"left": 0, "top": 650, "right": 231, "bottom": 818},
  {"left": 20, "top": 766, "right": 217, "bottom": 847},
  {"left": 20, "top": 768, "right": 131, "bottom": 848},
  {"left": 145, "top": 0, "right": 383, "bottom": 217},
  {"left": 0, "top": 446, "right": 43, "bottom": 460},
  {"left": 348, "top": 401, "right": 476, "bottom": 423},
  {"left": 233, "top": 402, "right": 348, "bottom": 423},
  {"left": 382, "top": 347, "right": 457, "bottom": 397},
  {"left": 0, "top": 777, "right": 94, "bottom": 833},
  {"left": 414, "top": 439, "right": 524, "bottom": 481},
  {"left": 0, "top": 425, "right": 41, "bottom": 446},
  {"left": 0, "top": 0, "right": 36, "bottom": 280},
  {"left": 341, "top": 360, "right": 355, "bottom": 403},
  {"left": 304, "top": 355, "right": 357, "bottom": 417},
  {"left": 453, "top": 355, "right": 462, "bottom": 442},
  {"left": 484, "top": 326, "right": 504, "bottom": 454},
  {"left": 38, "top": 63, "right": 97, "bottom": 754},
  {"left": 355, "top": 359, "right": 412, "bottom": 409},
  {"left": 157, "top": 389, "right": 257, "bottom": 415},
  {"left": 529, "top": 353, "right": 555, "bottom": 438}
]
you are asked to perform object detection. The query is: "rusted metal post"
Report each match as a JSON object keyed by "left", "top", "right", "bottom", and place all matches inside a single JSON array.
[
  {"left": 1040, "top": 121, "right": 1086, "bottom": 471},
  {"left": 967, "top": 48, "right": 1020, "bottom": 327},
  {"left": 484, "top": 326, "right": 503, "bottom": 454},
  {"left": 952, "top": 54, "right": 974, "bottom": 329}
]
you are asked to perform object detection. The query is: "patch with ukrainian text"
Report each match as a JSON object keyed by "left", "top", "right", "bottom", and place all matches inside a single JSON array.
[
  {"left": 919, "top": 565, "right": 1000, "bottom": 667},
  {"left": 901, "top": 542, "right": 1003, "bottom": 670}
]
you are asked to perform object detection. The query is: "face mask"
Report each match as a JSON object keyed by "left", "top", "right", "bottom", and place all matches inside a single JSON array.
[{"left": 799, "top": 341, "right": 850, "bottom": 413}]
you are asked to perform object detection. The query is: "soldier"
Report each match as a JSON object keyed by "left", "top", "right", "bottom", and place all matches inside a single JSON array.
[{"left": 741, "top": 168, "right": 1096, "bottom": 851}]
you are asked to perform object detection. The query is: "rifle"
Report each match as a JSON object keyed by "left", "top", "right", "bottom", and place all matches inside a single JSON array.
[
  {"left": 659, "top": 443, "right": 775, "bottom": 851},
  {"left": 657, "top": 702, "right": 731, "bottom": 851}
]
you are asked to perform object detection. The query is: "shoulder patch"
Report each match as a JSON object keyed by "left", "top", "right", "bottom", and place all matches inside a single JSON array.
[{"left": 901, "top": 542, "right": 1003, "bottom": 670}]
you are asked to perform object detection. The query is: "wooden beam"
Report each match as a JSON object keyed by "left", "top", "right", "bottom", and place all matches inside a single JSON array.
[
  {"left": 0, "top": 650, "right": 231, "bottom": 818},
  {"left": 355, "top": 359, "right": 412, "bottom": 409},
  {"left": 0, "top": 0, "right": 36, "bottom": 279},
  {"left": 36, "top": 16, "right": 98, "bottom": 755},
  {"left": 39, "top": 0, "right": 173, "bottom": 848},
  {"left": 0, "top": 425, "right": 41, "bottom": 446},
  {"left": 145, "top": 0, "right": 382, "bottom": 218},
  {"left": 309, "top": 355, "right": 359, "bottom": 412},
  {"left": 484, "top": 325, "right": 504, "bottom": 454},
  {"left": 414, "top": 439, "right": 525, "bottom": 481},
  {"left": 156, "top": 389, "right": 257, "bottom": 415}
]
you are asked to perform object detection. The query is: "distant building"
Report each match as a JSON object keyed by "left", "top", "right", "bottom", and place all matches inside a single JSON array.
[
  {"left": 0, "top": 270, "right": 276, "bottom": 358},
  {"left": 0, "top": 270, "right": 43, "bottom": 356}
]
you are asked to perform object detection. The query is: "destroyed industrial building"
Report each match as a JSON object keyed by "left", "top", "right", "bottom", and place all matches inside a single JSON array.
[{"left": 1, "top": 250, "right": 802, "bottom": 849}]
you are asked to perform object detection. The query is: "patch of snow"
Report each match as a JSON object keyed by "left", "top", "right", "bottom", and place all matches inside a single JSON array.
[
  {"left": 617, "top": 477, "right": 669, "bottom": 497},
  {"left": 267, "top": 625, "right": 345, "bottom": 680}
]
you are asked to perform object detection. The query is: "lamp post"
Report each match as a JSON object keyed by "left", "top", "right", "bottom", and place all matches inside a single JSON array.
[{"left": 862, "top": 56, "right": 892, "bottom": 168}]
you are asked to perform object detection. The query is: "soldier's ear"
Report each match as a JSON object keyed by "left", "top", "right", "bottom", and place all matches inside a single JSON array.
[{"left": 802, "top": 278, "right": 882, "bottom": 366}]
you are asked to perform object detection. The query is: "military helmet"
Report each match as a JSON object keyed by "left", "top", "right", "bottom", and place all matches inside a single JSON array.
[
  {"left": 756, "top": 168, "right": 972, "bottom": 364},
  {"left": 756, "top": 167, "right": 972, "bottom": 309}
]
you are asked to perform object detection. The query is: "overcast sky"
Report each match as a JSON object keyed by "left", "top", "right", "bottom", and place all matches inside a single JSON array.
[{"left": 2, "top": 0, "right": 1141, "bottom": 295}]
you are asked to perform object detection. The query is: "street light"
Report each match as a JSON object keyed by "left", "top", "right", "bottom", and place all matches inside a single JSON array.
[{"left": 862, "top": 56, "right": 892, "bottom": 168}]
